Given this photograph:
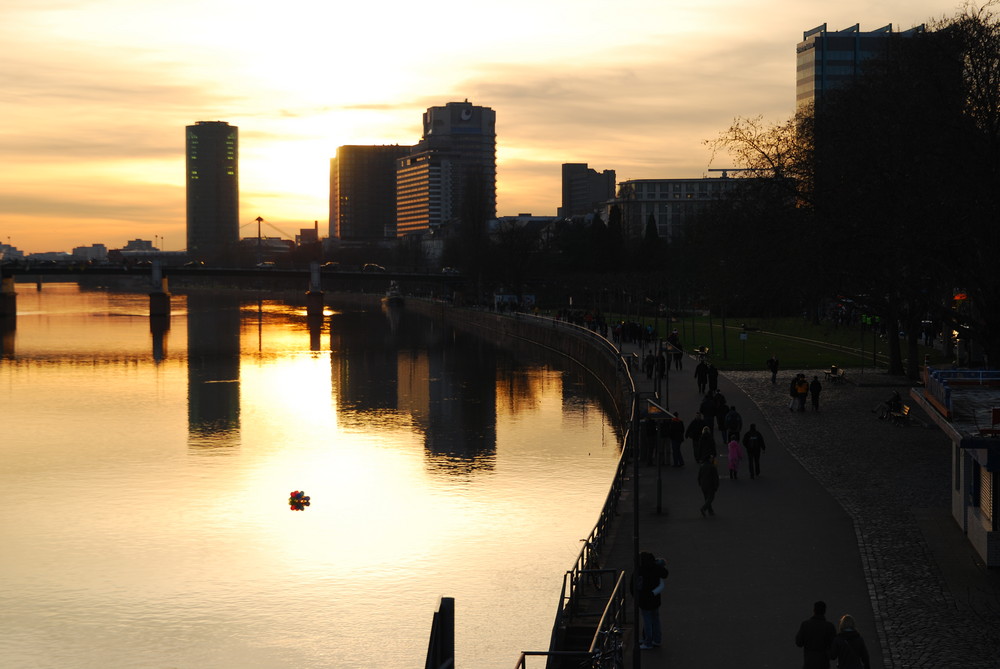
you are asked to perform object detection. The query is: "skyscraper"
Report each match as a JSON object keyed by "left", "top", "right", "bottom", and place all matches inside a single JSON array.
[
  {"left": 186, "top": 121, "right": 239, "bottom": 261},
  {"left": 559, "top": 163, "right": 616, "bottom": 218},
  {"left": 396, "top": 101, "right": 496, "bottom": 237},
  {"left": 329, "top": 145, "right": 412, "bottom": 241},
  {"left": 795, "top": 23, "right": 924, "bottom": 109}
]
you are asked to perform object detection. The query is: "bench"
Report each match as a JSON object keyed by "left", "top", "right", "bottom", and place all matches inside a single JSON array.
[
  {"left": 889, "top": 404, "right": 910, "bottom": 426},
  {"left": 824, "top": 368, "right": 846, "bottom": 383}
]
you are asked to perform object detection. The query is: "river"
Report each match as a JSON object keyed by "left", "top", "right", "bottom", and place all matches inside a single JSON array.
[{"left": 0, "top": 283, "right": 621, "bottom": 668}]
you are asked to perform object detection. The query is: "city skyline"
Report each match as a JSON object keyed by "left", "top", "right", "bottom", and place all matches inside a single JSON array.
[{"left": 2, "top": 0, "right": 956, "bottom": 253}]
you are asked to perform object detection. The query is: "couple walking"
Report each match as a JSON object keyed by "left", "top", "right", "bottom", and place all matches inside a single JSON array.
[{"left": 795, "top": 600, "right": 871, "bottom": 668}]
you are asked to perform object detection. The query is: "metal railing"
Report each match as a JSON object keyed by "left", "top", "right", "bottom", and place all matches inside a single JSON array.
[
  {"left": 512, "top": 312, "right": 639, "bottom": 668},
  {"left": 925, "top": 368, "right": 1000, "bottom": 416},
  {"left": 513, "top": 571, "right": 629, "bottom": 669}
]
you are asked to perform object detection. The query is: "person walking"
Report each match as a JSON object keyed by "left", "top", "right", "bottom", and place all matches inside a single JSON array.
[
  {"left": 667, "top": 330, "right": 683, "bottom": 370},
  {"left": 794, "top": 374, "right": 810, "bottom": 412},
  {"left": 742, "top": 423, "right": 766, "bottom": 479},
  {"left": 713, "top": 390, "right": 729, "bottom": 434},
  {"left": 724, "top": 404, "right": 743, "bottom": 442},
  {"left": 694, "top": 360, "right": 708, "bottom": 394},
  {"left": 698, "top": 454, "right": 720, "bottom": 516},
  {"left": 699, "top": 393, "right": 717, "bottom": 435},
  {"left": 636, "top": 551, "right": 669, "bottom": 649},
  {"left": 671, "top": 340, "right": 683, "bottom": 370},
  {"left": 810, "top": 376, "right": 822, "bottom": 411},
  {"left": 727, "top": 435, "right": 743, "bottom": 479},
  {"left": 829, "top": 614, "right": 870, "bottom": 669},
  {"left": 667, "top": 412, "right": 685, "bottom": 467},
  {"left": 707, "top": 363, "right": 719, "bottom": 393},
  {"left": 767, "top": 355, "right": 780, "bottom": 384},
  {"left": 685, "top": 412, "right": 708, "bottom": 464},
  {"left": 795, "top": 600, "right": 836, "bottom": 668},
  {"left": 696, "top": 425, "right": 717, "bottom": 464}
]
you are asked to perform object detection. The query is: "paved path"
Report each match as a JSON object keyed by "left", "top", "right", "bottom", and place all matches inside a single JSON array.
[{"left": 600, "top": 343, "right": 1000, "bottom": 668}]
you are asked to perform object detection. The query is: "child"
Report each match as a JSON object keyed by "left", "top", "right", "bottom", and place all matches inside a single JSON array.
[{"left": 727, "top": 437, "right": 743, "bottom": 479}]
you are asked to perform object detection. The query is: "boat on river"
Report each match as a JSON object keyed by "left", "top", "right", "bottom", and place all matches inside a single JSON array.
[{"left": 381, "top": 281, "right": 404, "bottom": 307}]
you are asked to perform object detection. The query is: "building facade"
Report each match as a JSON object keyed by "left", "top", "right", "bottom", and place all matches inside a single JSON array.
[
  {"left": 329, "top": 145, "right": 411, "bottom": 241},
  {"left": 796, "top": 23, "right": 925, "bottom": 109},
  {"left": 186, "top": 121, "right": 239, "bottom": 261},
  {"left": 559, "top": 163, "right": 616, "bottom": 218},
  {"left": 915, "top": 369, "right": 1000, "bottom": 567},
  {"left": 396, "top": 101, "right": 496, "bottom": 237},
  {"left": 611, "top": 177, "right": 740, "bottom": 241}
]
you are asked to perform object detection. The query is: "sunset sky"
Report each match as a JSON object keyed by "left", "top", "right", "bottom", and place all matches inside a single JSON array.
[{"left": 1, "top": 0, "right": 959, "bottom": 254}]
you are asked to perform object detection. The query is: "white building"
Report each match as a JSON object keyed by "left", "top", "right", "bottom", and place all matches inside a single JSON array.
[
  {"left": 72, "top": 244, "right": 109, "bottom": 261},
  {"left": 914, "top": 369, "right": 1000, "bottom": 567},
  {"left": 610, "top": 176, "right": 742, "bottom": 241}
]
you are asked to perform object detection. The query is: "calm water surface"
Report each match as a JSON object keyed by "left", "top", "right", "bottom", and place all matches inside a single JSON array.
[{"left": 0, "top": 284, "right": 621, "bottom": 668}]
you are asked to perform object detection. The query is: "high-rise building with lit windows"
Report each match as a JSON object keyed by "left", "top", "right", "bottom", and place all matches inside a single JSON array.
[
  {"left": 186, "top": 121, "right": 239, "bottom": 261},
  {"left": 396, "top": 101, "right": 496, "bottom": 237}
]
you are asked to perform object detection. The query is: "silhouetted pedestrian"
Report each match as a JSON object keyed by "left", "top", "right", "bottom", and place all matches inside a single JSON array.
[
  {"left": 767, "top": 355, "right": 780, "bottom": 384},
  {"left": 724, "top": 404, "right": 743, "bottom": 441},
  {"left": 685, "top": 412, "right": 708, "bottom": 463},
  {"left": 698, "top": 454, "right": 719, "bottom": 516},
  {"left": 707, "top": 363, "right": 719, "bottom": 392},
  {"left": 667, "top": 412, "right": 685, "bottom": 467},
  {"left": 667, "top": 330, "right": 683, "bottom": 370},
  {"left": 713, "top": 390, "right": 728, "bottom": 434},
  {"left": 795, "top": 600, "right": 836, "bottom": 668},
  {"left": 829, "top": 614, "right": 870, "bottom": 669},
  {"left": 810, "top": 376, "right": 822, "bottom": 411},
  {"left": 742, "top": 423, "right": 766, "bottom": 479},
  {"left": 696, "top": 425, "right": 717, "bottom": 464},
  {"left": 794, "top": 374, "right": 809, "bottom": 411},
  {"left": 636, "top": 551, "right": 669, "bottom": 649},
  {"left": 694, "top": 360, "right": 708, "bottom": 394},
  {"left": 700, "top": 393, "right": 716, "bottom": 434}
]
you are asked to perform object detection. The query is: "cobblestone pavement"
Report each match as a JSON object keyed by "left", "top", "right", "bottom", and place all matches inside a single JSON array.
[{"left": 726, "top": 369, "right": 1000, "bottom": 669}]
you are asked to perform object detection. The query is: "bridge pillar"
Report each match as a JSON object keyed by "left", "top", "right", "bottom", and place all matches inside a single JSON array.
[
  {"left": 150, "top": 314, "right": 169, "bottom": 362},
  {"left": 307, "top": 261, "right": 324, "bottom": 318},
  {"left": 306, "top": 290, "right": 324, "bottom": 319},
  {"left": 150, "top": 277, "right": 171, "bottom": 318},
  {"left": 0, "top": 276, "right": 16, "bottom": 323}
]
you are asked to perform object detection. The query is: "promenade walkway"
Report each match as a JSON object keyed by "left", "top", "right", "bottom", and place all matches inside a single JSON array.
[{"left": 599, "top": 339, "right": 1000, "bottom": 668}]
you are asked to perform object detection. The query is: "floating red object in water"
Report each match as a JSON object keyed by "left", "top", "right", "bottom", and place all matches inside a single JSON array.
[{"left": 288, "top": 490, "right": 311, "bottom": 509}]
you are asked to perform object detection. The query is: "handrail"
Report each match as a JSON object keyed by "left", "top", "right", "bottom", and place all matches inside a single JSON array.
[
  {"left": 588, "top": 572, "right": 628, "bottom": 652},
  {"left": 413, "top": 304, "right": 639, "bottom": 669},
  {"left": 924, "top": 368, "right": 1000, "bottom": 417},
  {"left": 512, "top": 312, "right": 638, "bottom": 668}
]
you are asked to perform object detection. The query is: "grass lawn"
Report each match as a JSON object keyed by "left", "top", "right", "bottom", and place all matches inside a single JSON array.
[{"left": 632, "top": 314, "right": 948, "bottom": 372}]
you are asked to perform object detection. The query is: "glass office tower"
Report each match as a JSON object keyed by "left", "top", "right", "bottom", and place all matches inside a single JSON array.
[{"left": 186, "top": 121, "right": 239, "bottom": 262}]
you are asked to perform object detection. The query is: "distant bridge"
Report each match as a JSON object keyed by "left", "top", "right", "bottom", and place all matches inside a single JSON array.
[{"left": 1, "top": 263, "right": 467, "bottom": 291}]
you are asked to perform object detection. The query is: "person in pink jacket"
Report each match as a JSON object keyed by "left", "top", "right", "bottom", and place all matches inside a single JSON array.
[{"left": 727, "top": 437, "right": 743, "bottom": 479}]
